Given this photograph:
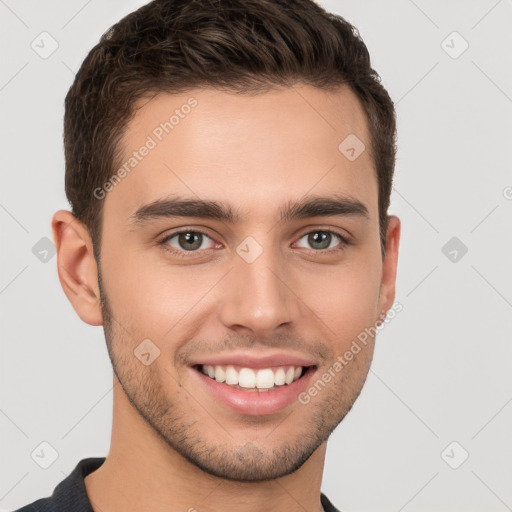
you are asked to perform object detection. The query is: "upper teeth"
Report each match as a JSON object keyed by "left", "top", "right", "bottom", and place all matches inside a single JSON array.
[{"left": 201, "top": 365, "right": 303, "bottom": 389}]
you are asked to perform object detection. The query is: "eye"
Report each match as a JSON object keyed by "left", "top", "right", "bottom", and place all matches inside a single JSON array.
[
  {"left": 160, "top": 230, "right": 217, "bottom": 253},
  {"left": 295, "top": 230, "right": 349, "bottom": 252},
  {"left": 158, "top": 228, "right": 351, "bottom": 260}
]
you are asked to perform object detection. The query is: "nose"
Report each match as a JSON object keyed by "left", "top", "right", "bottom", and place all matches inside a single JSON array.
[{"left": 217, "top": 244, "right": 302, "bottom": 337}]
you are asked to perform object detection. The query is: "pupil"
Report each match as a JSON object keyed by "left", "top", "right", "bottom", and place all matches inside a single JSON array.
[
  {"left": 179, "top": 232, "right": 202, "bottom": 251},
  {"left": 309, "top": 231, "right": 330, "bottom": 250}
]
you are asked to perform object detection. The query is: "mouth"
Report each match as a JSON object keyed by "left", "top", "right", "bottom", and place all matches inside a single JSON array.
[
  {"left": 189, "top": 356, "right": 318, "bottom": 416},
  {"left": 193, "top": 364, "right": 314, "bottom": 392}
]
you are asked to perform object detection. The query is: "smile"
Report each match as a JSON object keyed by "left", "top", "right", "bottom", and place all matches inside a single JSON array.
[
  {"left": 198, "top": 364, "right": 306, "bottom": 391},
  {"left": 191, "top": 359, "right": 317, "bottom": 415}
]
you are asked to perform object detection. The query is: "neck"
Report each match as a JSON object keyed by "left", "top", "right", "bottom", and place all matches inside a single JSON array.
[{"left": 84, "top": 376, "right": 327, "bottom": 512}]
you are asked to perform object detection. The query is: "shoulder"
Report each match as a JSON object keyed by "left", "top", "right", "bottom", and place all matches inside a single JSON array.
[
  {"left": 321, "top": 492, "right": 341, "bottom": 512},
  {"left": 10, "top": 457, "right": 105, "bottom": 512},
  {"left": 11, "top": 497, "right": 55, "bottom": 512}
]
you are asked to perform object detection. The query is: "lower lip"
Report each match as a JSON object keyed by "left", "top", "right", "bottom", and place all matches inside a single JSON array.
[{"left": 192, "top": 366, "right": 316, "bottom": 416}]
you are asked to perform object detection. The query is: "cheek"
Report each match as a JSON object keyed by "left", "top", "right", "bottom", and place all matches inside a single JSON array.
[
  {"left": 296, "top": 254, "right": 381, "bottom": 349},
  {"left": 101, "top": 230, "right": 382, "bottom": 348},
  {"left": 100, "top": 245, "right": 221, "bottom": 338}
]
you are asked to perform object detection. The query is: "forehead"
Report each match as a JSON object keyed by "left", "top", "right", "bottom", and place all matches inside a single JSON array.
[{"left": 103, "top": 84, "right": 377, "bottom": 227}]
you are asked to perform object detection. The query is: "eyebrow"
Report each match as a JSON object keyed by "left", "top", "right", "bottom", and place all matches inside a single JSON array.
[{"left": 129, "top": 193, "right": 370, "bottom": 227}]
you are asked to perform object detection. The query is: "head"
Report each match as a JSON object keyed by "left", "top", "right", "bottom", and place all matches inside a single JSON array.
[{"left": 54, "top": 0, "right": 400, "bottom": 482}]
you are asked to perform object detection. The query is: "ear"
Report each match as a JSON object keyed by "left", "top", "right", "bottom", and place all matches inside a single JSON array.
[
  {"left": 51, "top": 210, "right": 103, "bottom": 326},
  {"left": 377, "top": 215, "right": 401, "bottom": 317}
]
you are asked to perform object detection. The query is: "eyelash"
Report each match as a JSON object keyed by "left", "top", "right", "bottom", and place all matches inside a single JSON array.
[{"left": 158, "top": 228, "right": 352, "bottom": 259}]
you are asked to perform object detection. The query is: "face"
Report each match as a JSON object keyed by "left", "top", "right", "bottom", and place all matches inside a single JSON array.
[{"left": 94, "top": 85, "right": 399, "bottom": 481}]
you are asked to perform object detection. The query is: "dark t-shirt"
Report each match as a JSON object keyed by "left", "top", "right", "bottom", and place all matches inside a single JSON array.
[{"left": 13, "top": 457, "right": 340, "bottom": 512}]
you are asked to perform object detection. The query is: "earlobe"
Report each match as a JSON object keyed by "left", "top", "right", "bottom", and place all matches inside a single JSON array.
[
  {"left": 377, "top": 215, "right": 401, "bottom": 317},
  {"left": 51, "top": 210, "right": 103, "bottom": 326}
]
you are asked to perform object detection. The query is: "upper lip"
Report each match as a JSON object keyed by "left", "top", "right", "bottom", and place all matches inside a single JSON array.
[{"left": 189, "top": 352, "right": 317, "bottom": 369}]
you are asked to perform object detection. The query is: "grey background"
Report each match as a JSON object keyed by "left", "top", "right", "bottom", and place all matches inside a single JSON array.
[{"left": 1, "top": 1, "right": 511, "bottom": 510}]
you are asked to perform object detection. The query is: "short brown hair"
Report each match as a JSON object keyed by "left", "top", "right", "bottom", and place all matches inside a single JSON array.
[{"left": 64, "top": 0, "right": 396, "bottom": 260}]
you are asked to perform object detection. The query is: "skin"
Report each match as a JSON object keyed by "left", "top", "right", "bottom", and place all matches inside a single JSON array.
[{"left": 52, "top": 84, "right": 400, "bottom": 512}]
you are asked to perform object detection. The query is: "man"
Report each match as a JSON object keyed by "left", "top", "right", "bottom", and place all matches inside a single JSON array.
[{"left": 15, "top": 0, "right": 400, "bottom": 510}]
